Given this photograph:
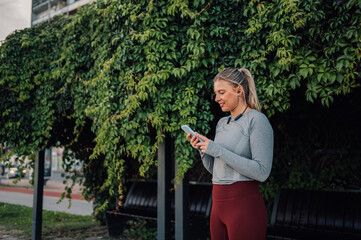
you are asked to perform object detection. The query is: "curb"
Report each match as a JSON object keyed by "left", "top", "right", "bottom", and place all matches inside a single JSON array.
[{"left": 0, "top": 186, "right": 85, "bottom": 200}]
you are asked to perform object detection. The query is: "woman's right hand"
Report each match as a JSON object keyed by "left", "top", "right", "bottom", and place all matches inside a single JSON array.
[{"left": 186, "top": 133, "right": 200, "bottom": 149}]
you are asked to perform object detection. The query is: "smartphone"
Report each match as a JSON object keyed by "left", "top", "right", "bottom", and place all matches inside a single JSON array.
[{"left": 181, "top": 125, "right": 204, "bottom": 142}]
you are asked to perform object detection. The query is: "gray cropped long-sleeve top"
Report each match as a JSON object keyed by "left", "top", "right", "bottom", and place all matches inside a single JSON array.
[{"left": 201, "top": 109, "right": 274, "bottom": 184}]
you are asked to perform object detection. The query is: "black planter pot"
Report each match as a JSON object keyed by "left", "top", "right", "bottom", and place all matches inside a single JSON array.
[{"left": 104, "top": 210, "right": 127, "bottom": 238}]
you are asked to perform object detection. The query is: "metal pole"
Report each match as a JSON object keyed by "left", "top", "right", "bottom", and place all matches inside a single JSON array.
[
  {"left": 157, "top": 133, "right": 171, "bottom": 240},
  {"left": 31, "top": 0, "right": 34, "bottom": 26},
  {"left": 175, "top": 164, "right": 189, "bottom": 240},
  {"left": 47, "top": 0, "right": 51, "bottom": 23},
  {"left": 31, "top": 150, "right": 45, "bottom": 240}
]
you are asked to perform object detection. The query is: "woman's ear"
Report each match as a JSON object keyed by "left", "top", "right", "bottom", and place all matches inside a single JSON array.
[{"left": 237, "top": 86, "right": 243, "bottom": 95}]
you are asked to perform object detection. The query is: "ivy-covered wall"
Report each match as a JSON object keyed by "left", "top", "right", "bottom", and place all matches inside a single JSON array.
[{"left": 1, "top": 0, "right": 360, "bottom": 220}]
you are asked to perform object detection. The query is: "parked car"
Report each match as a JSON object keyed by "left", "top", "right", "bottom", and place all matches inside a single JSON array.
[
  {"left": 0, "top": 164, "right": 4, "bottom": 175},
  {"left": 6, "top": 166, "right": 27, "bottom": 178}
]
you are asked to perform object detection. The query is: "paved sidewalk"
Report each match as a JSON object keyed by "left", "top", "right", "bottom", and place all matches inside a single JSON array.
[
  {"left": 0, "top": 177, "right": 93, "bottom": 216},
  {"left": 0, "top": 177, "right": 84, "bottom": 200}
]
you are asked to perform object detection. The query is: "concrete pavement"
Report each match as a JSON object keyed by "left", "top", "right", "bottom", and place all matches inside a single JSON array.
[
  {"left": 0, "top": 191, "right": 93, "bottom": 216},
  {"left": 0, "top": 175, "right": 93, "bottom": 216}
]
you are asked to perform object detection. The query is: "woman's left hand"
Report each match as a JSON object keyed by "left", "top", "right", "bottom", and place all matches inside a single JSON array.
[{"left": 194, "top": 133, "right": 210, "bottom": 153}]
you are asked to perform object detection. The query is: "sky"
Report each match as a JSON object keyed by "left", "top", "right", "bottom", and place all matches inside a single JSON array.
[{"left": 0, "top": 0, "right": 31, "bottom": 42}]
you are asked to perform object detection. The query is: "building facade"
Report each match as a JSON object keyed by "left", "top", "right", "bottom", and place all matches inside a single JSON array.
[{"left": 31, "top": 0, "right": 95, "bottom": 25}]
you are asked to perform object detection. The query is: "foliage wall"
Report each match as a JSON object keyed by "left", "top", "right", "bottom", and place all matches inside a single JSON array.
[{"left": 1, "top": 0, "right": 360, "bottom": 219}]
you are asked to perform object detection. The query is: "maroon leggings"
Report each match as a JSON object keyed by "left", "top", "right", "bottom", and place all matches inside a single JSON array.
[{"left": 210, "top": 181, "right": 267, "bottom": 240}]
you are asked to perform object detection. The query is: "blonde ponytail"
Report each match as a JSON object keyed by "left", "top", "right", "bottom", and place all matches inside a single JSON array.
[{"left": 238, "top": 68, "right": 261, "bottom": 112}]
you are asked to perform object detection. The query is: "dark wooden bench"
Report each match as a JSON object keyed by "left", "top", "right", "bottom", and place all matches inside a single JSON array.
[
  {"left": 104, "top": 180, "right": 212, "bottom": 239},
  {"left": 267, "top": 188, "right": 361, "bottom": 240}
]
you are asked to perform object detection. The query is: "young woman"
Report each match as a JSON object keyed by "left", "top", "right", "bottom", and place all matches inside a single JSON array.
[{"left": 186, "top": 68, "right": 273, "bottom": 240}]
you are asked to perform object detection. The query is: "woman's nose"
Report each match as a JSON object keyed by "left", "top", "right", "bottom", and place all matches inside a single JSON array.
[{"left": 215, "top": 94, "right": 220, "bottom": 102}]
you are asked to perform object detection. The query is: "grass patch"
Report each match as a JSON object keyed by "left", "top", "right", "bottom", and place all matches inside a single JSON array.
[
  {"left": 0, "top": 202, "right": 160, "bottom": 239},
  {"left": 0, "top": 202, "right": 108, "bottom": 239},
  {"left": 0, "top": 183, "right": 33, "bottom": 189}
]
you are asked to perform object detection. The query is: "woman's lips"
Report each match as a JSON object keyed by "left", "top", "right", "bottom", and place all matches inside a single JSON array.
[{"left": 219, "top": 103, "right": 224, "bottom": 108}]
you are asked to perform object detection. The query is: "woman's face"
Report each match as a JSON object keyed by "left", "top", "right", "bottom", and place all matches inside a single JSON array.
[{"left": 214, "top": 80, "right": 240, "bottom": 112}]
